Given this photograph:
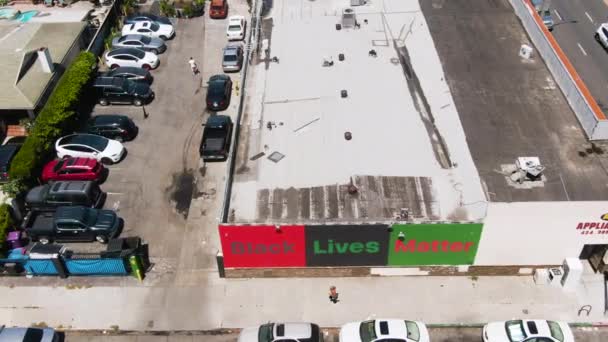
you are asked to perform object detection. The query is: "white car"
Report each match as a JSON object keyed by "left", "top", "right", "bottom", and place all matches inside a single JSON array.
[
  {"left": 340, "top": 319, "right": 429, "bottom": 342},
  {"left": 238, "top": 322, "right": 323, "bottom": 342},
  {"left": 595, "top": 23, "right": 608, "bottom": 49},
  {"left": 483, "top": 320, "right": 574, "bottom": 342},
  {"left": 226, "top": 15, "right": 246, "bottom": 41},
  {"left": 56, "top": 134, "right": 126, "bottom": 165},
  {"left": 104, "top": 48, "right": 159, "bottom": 70},
  {"left": 122, "top": 21, "right": 175, "bottom": 40}
]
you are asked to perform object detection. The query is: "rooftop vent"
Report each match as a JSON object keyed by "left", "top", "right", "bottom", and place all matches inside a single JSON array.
[
  {"left": 505, "top": 157, "right": 546, "bottom": 185},
  {"left": 342, "top": 8, "right": 356, "bottom": 28}
]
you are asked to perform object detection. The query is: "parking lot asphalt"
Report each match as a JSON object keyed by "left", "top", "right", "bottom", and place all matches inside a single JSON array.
[{"left": 62, "top": 326, "right": 608, "bottom": 342}]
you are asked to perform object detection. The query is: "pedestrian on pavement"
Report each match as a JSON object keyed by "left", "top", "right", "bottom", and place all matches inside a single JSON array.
[
  {"left": 329, "top": 286, "right": 339, "bottom": 304},
  {"left": 189, "top": 57, "right": 199, "bottom": 75}
]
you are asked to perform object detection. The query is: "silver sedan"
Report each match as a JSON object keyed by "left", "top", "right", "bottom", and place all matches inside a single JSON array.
[{"left": 112, "top": 34, "right": 166, "bottom": 54}]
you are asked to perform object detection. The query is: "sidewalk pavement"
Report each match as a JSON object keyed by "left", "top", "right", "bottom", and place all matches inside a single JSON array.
[{"left": 0, "top": 273, "right": 606, "bottom": 331}]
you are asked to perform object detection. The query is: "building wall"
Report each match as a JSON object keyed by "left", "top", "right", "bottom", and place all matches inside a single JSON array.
[{"left": 475, "top": 201, "right": 608, "bottom": 266}]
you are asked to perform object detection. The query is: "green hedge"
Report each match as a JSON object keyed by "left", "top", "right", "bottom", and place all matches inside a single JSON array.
[
  {"left": 9, "top": 51, "right": 97, "bottom": 181},
  {"left": 0, "top": 204, "right": 14, "bottom": 255}
]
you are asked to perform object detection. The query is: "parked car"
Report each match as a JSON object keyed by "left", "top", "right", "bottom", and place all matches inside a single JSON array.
[
  {"left": 3, "top": 136, "right": 26, "bottom": 145},
  {"left": 222, "top": 44, "right": 244, "bottom": 72},
  {"left": 93, "top": 77, "right": 154, "bottom": 106},
  {"left": 104, "top": 47, "right": 159, "bottom": 70},
  {"left": 340, "top": 319, "right": 429, "bottom": 342},
  {"left": 226, "top": 15, "right": 246, "bottom": 40},
  {"left": 0, "top": 144, "right": 21, "bottom": 183},
  {"left": 209, "top": 0, "right": 228, "bottom": 19},
  {"left": 101, "top": 66, "right": 153, "bottom": 84},
  {"left": 122, "top": 21, "right": 175, "bottom": 40},
  {"left": 483, "top": 320, "right": 574, "bottom": 342},
  {"left": 595, "top": 23, "right": 608, "bottom": 49},
  {"left": 206, "top": 74, "right": 232, "bottom": 111},
  {"left": 124, "top": 13, "right": 172, "bottom": 25},
  {"left": 238, "top": 323, "right": 323, "bottom": 342},
  {"left": 0, "top": 326, "right": 59, "bottom": 342},
  {"left": 200, "top": 115, "right": 233, "bottom": 161},
  {"left": 531, "top": 0, "right": 554, "bottom": 31},
  {"left": 85, "top": 114, "right": 138, "bottom": 142},
  {"left": 23, "top": 206, "right": 122, "bottom": 244},
  {"left": 25, "top": 181, "right": 106, "bottom": 211},
  {"left": 55, "top": 133, "right": 126, "bottom": 165},
  {"left": 42, "top": 157, "right": 105, "bottom": 183},
  {"left": 112, "top": 34, "right": 166, "bottom": 54}
]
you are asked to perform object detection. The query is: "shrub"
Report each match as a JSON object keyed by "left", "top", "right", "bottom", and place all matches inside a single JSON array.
[
  {"left": 9, "top": 51, "right": 96, "bottom": 183},
  {"left": 0, "top": 204, "right": 14, "bottom": 254},
  {"left": 182, "top": 3, "right": 193, "bottom": 17},
  {"left": 160, "top": 0, "right": 176, "bottom": 17}
]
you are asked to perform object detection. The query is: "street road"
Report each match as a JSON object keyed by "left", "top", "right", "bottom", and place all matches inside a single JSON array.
[{"left": 550, "top": 0, "right": 608, "bottom": 112}]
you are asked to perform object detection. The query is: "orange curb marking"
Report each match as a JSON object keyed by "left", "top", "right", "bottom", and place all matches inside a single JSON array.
[{"left": 523, "top": 0, "right": 607, "bottom": 120}]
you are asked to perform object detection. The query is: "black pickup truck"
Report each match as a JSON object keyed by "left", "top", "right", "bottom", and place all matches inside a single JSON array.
[
  {"left": 199, "top": 115, "right": 233, "bottom": 161},
  {"left": 23, "top": 206, "right": 122, "bottom": 244}
]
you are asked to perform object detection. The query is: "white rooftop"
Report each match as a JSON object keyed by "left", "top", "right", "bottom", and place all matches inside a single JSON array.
[{"left": 230, "top": 0, "right": 487, "bottom": 223}]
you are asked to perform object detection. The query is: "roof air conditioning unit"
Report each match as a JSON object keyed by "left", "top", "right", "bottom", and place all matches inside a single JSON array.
[
  {"left": 548, "top": 267, "right": 563, "bottom": 285},
  {"left": 342, "top": 8, "right": 356, "bottom": 28},
  {"left": 350, "top": 0, "right": 366, "bottom": 6}
]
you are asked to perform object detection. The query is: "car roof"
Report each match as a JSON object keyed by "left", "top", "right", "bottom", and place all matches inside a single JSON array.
[
  {"left": 134, "top": 21, "right": 153, "bottom": 28},
  {"left": 108, "top": 47, "right": 144, "bottom": 56},
  {"left": 90, "top": 114, "right": 130, "bottom": 126},
  {"left": 0, "top": 144, "right": 20, "bottom": 166},
  {"left": 0, "top": 327, "right": 56, "bottom": 342},
  {"left": 56, "top": 157, "right": 97, "bottom": 170},
  {"left": 106, "top": 66, "right": 148, "bottom": 76},
  {"left": 56, "top": 206, "right": 89, "bottom": 220},
  {"left": 94, "top": 76, "right": 127, "bottom": 88},
  {"left": 59, "top": 133, "right": 107, "bottom": 146},
  {"left": 224, "top": 45, "right": 241, "bottom": 53},
  {"left": 121, "top": 34, "right": 145, "bottom": 41}
]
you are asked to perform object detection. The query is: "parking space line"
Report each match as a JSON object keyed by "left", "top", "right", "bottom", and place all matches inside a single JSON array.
[
  {"left": 554, "top": 9, "right": 562, "bottom": 21},
  {"left": 577, "top": 43, "right": 588, "bottom": 56},
  {"left": 106, "top": 192, "right": 124, "bottom": 195},
  {"left": 585, "top": 11, "right": 594, "bottom": 23}
]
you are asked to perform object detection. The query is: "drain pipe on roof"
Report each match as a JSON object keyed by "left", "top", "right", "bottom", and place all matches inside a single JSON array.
[{"left": 218, "top": 0, "right": 264, "bottom": 223}]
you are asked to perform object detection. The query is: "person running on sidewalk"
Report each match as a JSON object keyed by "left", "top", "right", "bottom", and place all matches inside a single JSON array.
[{"left": 188, "top": 57, "right": 199, "bottom": 75}]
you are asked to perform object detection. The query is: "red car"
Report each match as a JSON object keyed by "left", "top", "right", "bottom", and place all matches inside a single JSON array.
[{"left": 41, "top": 157, "right": 105, "bottom": 183}]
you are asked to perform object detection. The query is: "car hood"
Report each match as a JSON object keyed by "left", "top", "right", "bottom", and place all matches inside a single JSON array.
[
  {"left": 105, "top": 139, "right": 125, "bottom": 156},
  {"left": 484, "top": 322, "right": 507, "bottom": 341},
  {"left": 237, "top": 327, "right": 258, "bottom": 342},
  {"left": 26, "top": 185, "right": 49, "bottom": 205},
  {"left": 339, "top": 322, "right": 360, "bottom": 341},
  {"left": 94, "top": 209, "right": 118, "bottom": 229}
]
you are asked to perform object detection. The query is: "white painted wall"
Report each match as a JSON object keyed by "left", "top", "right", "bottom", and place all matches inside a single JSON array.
[{"left": 476, "top": 202, "right": 608, "bottom": 265}]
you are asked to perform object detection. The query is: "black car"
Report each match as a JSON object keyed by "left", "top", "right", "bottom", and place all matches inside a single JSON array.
[
  {"left": 85, "top": 115, "right": 139, "bottom": 142},
  {"left": 199, "top": 115, "right": 233, "bottom": 161},
  {"left": 93, "top": 77, "right": 154, "bottom": 106},
  {"left": 3, "top": 136, "right": 26, "bottom": 146},
  {"left": 206, "top": 74, "right": 232, "bottom": 111},
  {"left": 124, "top": 13, "right": 172, "bottom": 25},
  {"left": 101, "top": 67, "right": 153, "bottom": 84},
  {"left": 0, "top": 144, "right": 21, "bottom": 183}
]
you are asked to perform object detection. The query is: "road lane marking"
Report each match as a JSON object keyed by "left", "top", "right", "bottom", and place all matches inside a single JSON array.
[
  {"left": 586, "top": 11, "right": 594, "bottom": 23},
  {"left": 554, "top": 9, "right": 562, "bottom": 21},
  {"left": 578, "top": 42, "right": 588, "bottom": 56}
]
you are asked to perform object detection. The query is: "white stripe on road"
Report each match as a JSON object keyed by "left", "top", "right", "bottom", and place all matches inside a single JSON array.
[
  {"left": 578, "top": 43, "right": 588, "bottom": 56},
  {"left": 106, "top": 192, "right": 124, "bottom": 195},
  {"left": 554, "top": 9, "right": 562, "bottom": 21},
  {"left": 585, "top": 11, "right": 594, "bottom": 23}
]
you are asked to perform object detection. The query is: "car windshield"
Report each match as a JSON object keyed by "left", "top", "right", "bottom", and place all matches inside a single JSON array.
[
  {"left": 83, "top": 207, "right": 99, "bottom": 226},
  {"left": 228, "top": 25, "right": 241, "bottom": 31},
  {"left": 258, "top": 324, "right": 274, "bottom": 342},
  {"left": 404, "top": 321, "right": 421, "bottom": 342},
  {"left": 141, "top": 35, "right": 151, "bottom": 44},
  {"left": 602, "top": 27, "right": 608, "bottom": 38},
  {"left": 505, "top": 320, "right": 527, "bottom": 342},
  {"left": 547, "top": 321, "right": 564, "bottom": 342},
  {"left": 209, "top": 81, "right": 225, "bottom": 96},
  {"left": 224, "top": 54, "right": 237, "bottom": 62},
  {"left": 359, "top": 321, "right": 377, "bottom": 342},
  {"left": 150, "top": 22, "right": 160, "bottom": 31}
]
